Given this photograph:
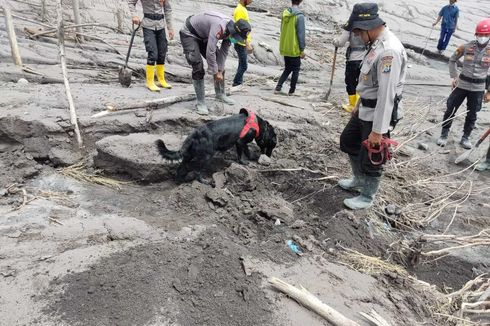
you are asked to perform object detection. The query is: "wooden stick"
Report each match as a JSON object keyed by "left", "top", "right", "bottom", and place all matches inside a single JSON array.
[
  {"left": 359, "top": 310, "right": 392, "bottom": 326},
  {"left": 72, "top": 0, "right": 83, "bottom": 42},
  {"left": 2, "top": 3, "right": 23, "bottom": 66},
  {"left": 56, "top": 0, "right": 83, "bottom": 147},
  {"left": 269, "top": 277, "right": 361, "bottom": 326}
]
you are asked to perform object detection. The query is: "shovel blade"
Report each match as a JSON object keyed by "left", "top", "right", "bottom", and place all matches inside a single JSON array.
[
  {"left": 454, "top": 148, "right": 473, "bottom": 164},
  {"left": 119, "top": 67, "right": 132, "bottom": 87}
]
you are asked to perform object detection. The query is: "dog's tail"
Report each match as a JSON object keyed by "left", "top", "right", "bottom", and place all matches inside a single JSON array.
[{"left": 155, "top": 139, "right": 182, "bottom": 161}]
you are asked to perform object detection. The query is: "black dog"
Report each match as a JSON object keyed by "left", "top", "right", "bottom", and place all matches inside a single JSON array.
[{"left": 156, "top": 108, "right": 277, "bottom": 182}]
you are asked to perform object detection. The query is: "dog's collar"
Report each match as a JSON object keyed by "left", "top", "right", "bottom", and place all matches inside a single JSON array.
[{"left": 239, "top": 109, "right": 260, "bottom": 139}]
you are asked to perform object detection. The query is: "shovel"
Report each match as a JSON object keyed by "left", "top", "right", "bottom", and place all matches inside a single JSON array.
[
  {"left": 119, "top": 22, "right": 141, "bottom": 87},
  {"left": 324, "top": 46, "right": 338, "bottom": 101},
  {"left": 454, "top": 128, "right": 490, "bottom": 164}
]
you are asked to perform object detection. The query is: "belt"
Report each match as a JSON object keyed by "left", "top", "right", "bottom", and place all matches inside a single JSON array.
[
  {"left": 361, "top": 98, "right": 377, "bottom": 108},
  {"left": 144, "top": 13, "right": 164, "bottom": 20},
  {"left": 349, "top": 46, "right": 366, "bottom": 51},
  {"left": 185, "top": 16, "right": 202, "bottom": 39},
  {"left": 459, "top": 74, "right": 486, "bottom": 84}
]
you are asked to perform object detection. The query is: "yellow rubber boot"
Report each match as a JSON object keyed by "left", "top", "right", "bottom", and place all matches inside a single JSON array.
[
  {"left": 156, "top": 64, "right": 172, "bottom": 89},
  {"left": 146, "top": 65, "right": 160, "bottom": 92},
  {"left": 342, "top": 94, "right": 357, "bottom": 113}
]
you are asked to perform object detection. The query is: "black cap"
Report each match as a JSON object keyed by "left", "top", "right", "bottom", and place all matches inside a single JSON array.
[
  {"left": 227, "top": 19, "right": 251, "bottom": 43},
  {"left": 348, "top": 3, "right": 385, "bottom": 31}
]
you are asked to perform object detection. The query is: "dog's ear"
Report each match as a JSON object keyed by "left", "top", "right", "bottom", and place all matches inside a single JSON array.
[{"left": 239, "top": 108, "right": 249, "bottom": 116}]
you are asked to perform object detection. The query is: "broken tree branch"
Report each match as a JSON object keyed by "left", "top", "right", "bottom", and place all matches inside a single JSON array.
[
  {"left": 2, "top": 2, "right": 23, "bottom": 66},
  {"left": 56, "top": 0, "right": 83, "bottom": 147},
  {"left": 72, "top": 0, "right": 83, "bottom": 42},
  {"left": 269, "top": 277, "right": 361, "bottom": 326}
]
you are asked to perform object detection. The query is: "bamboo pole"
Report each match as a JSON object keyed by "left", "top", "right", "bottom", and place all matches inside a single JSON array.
[
  {"left": 2, "top": 1, "right": 23, "bottom": 66},
  {"left": 269, "top": 277, "right": 361, "bottom": 326},
  {"left": 56, "top": 0, "right": 83, "bottom": 147}
]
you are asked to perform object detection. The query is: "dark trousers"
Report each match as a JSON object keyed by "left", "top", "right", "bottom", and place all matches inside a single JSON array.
[
  {"left": 442, "top": 87, "right": 483, "bottom": 137},
  {"left": 143, "top": 27, "right": 168, "bottom": 65},
  {"left": 340, "top": 112, "right": 389, "bottom": 177},
  {"left": 233, "top": 44, "right": 248, "bottom": 86},
  {"left": 180, "top": 31, "right": 208, "bottom": 80},
  {"left": 345, "top": 60, "right": 362, "bottom": 95},
  {"left": 276, "top": 56, "right": 301, "bottom": 94},
  {"left": 437, "top": 27, "right": 454, "bottom": 51}
]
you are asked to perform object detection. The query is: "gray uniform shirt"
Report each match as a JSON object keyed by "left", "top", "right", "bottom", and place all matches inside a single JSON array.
[
  {"left": 449, "top": 41, "right": 490, "bottom": 92},
  {"left": 357, "top": 27, "right": 407, "bottom": 134},
  {"left": 128, "top": 0, "right": 173, "bottom": 31},
  {"left": 333, "top": 30, "right": 366, "bottom": 62},
  {"left": 181, "top": 12, "right": 231, "bottom": 75}
]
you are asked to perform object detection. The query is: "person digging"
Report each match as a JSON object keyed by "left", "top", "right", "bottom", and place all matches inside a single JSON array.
[
  {"left": 339, "top": 3, "right": 407, "bottom": 210},
  {"left": 129, "top": 0, "right": 174, "bottom": 92},
  {"left": 180, "top": 12, "right": 251, "bottom": 115},
  {"left": 436, "top": 18, "right": 490, "bottom": 149}
]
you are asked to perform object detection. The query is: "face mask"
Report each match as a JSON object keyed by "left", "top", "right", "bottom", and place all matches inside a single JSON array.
[
  {"left": 229, "top": 37, "right": 238, "bottom": 44},
  {"left": 476, "top": 36, "right": 489, "bottom": 45}
]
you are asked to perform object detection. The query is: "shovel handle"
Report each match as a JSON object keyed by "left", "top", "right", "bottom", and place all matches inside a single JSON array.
[
  {"left": 475, "top": 128, "right": 490, "bottom": 148},
  {"left": 124, "top": 22, "right": 141, "bottom": 67}
]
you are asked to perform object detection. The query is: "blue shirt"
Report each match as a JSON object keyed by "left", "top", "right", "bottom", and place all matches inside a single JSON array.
[{"left": 439, "top": 4, "right": 459, "bottom": 30}]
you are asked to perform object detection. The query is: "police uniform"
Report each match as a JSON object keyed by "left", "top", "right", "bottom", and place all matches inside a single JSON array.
[
  {"left": 338, "top": 3, "right": 406, "bottom": 211},
  {"left": 340, "top": 26, "right": 407, "bottom": 177},
  {"left": 440, "top": 41, "right": 490, "bottom": 141},
  {"left": 179, "top": 12, "right": 250, "bottom": 115},
  {"left": 128, "top": 0, "right": 173, "bottom": 90}
]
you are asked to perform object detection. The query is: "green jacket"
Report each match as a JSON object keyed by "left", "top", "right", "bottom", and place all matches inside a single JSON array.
[{"left": 279, "top": 7, "right": 305, "bottom": 57}]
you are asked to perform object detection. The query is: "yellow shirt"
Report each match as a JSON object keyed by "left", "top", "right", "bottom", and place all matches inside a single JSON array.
[{"left": 233, "top": 2, "right": 252, "bottom": 45}]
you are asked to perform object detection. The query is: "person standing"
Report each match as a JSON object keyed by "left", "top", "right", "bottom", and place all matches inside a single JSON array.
[
  {"left": 436, "top": 19, "right": 490, "bottom": 149},
  {"left": 333, "top": 21, "right": 367, "bottom": 112},
  {"left": 274, "top": 0, "right": 306, "bottom": 96},
  {"left": 180, "top": 12, "right": 251, "bottom": 115},
  {"left": 129, "top": 0, "right": 174, "bottom": 92},
  {"left": 232, "top": 0, "right": 254, "bottom": 88},
  {"left": 339, "top": 3, "right": 407, "bottom": 210},
  {"left": 433, "top": 0, "right": 459, "bottom": 55}
]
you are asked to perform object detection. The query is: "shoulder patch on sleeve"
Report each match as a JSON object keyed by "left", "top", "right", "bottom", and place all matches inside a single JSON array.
[{"left": 381, "top": 55, "right": 393, "bottom": 73}]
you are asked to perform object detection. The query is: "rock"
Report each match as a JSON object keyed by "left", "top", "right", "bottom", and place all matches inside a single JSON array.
[
  {"left": 385, "top": 204, "right": 397, "bottom": 215},
  {"left": 394, "top": 207, "right": 402, "bottom": 216},
  {"left": 225, "top": 163, "right": 256, "bottom": 192},
  {"left": 274, "top": 219, "right": 281, "bottom": 226},
  {"left": 104, "top": 217, "right": 152, "bottom": 241},
  {"left": 333, "top": 210, "right": 358, "bottom": 224},
  {"left": 6, "top": 230, "right": 22, "bottom": 238},
  {"left": 417, "top": 142, "right": 429, "bottom": 151},
  {"left": 212, "top": 171, "right": 227, "bottom": 189},
  {"left": 258, "top": 205, "right": 294, "bottom": 225},
  {"left": 291, "top": 219, "right": 307, "bottom": 229},
  {"left": 258, "top": 154, "right": 271, "bottom": 166},
  {"left": 49, "top": 147, "right": 82, "bottom": 166},
  {"left": 205, "top": 188, "right": 228, "bottom": 207},
  {"left": 94, "top": 133, "right": 185, "bottom": 182},
  {"left": 17, "top": 78, "right": 28, "bottom": 85}
]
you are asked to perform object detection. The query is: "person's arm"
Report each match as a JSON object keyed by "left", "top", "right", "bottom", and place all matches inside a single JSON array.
[
  {"left": 128, "top": 0, "right": 140, "bottom": 24},
  {"left": 296, "top": 13, "right": 306, "bottom": 57},
  {"left": 163, "top": 0, "right": 174, "bottom": 39},
  {"left": 433, "top": 7, "right": 444, "bottom": 26},
  {"left": 333, "top": 30, "right": 349, "bottom": 48},
  {"left": 449, "top": 45, "right": 464, "bottom": 87},
  {"left": 371, "top": 50, "right": 401, "bottom": 138},
  {"left": 485, "top": 74, "right": 490, "bottom": 103},
  {"left": 206, "top": 24, "right": 224, "bottom": 77}
]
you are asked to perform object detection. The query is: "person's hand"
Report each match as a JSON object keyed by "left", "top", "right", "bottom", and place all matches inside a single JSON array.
[
  {"left": 432, "top": 22, "right": 437, "bottom": 27},
  {"left": 300, "top": 51, "right": 306, "bottom": 59},
  {"left": 215, "top": 71, "right": 223, "bottom": 81},
  {"left": 246, "top": 43, "right": 254, "bottom": 55},
  {"left": 484, "top": 91, "right": 490, "bottom": 103},
  {"left": 368, "top": 131, "right": 382, "bottom": 148},
  {"left": 168, "top": 29, "right": 174, "bottom": 40},
  {"left": 451, "top": 77, "right": 458, "bottom": 89},
  {"left": 132, "top": 16, "right": 140, "bottom": 25}
]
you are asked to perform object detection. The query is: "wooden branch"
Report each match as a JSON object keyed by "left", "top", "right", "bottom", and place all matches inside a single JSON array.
[
  {"left": 56, "top": 0, "right": 83, "bottom": 147},
  {"left": 3, "top": 4, "right": 23, "bottom": 66},
  {"left": 30, "top": 23, "right": 120, "bottom": 38},
  {"left": 422, "top": 242, "right": 490, "bottom": 257},
  {"left": 40, "top": 0, "right": 46, "bottom": 22},
  {"left": 260, "top": 96, "right": 308, "bottom": 110},
  {"left": 359, "top": 310, "right": 392, "bottom": 326},
  {"left": 269, "top": 277, "right": 361, "bottom": 326}
]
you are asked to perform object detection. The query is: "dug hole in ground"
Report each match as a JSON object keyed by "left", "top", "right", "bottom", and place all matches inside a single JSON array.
[{"left": 0, "top": 0, "right": 489, "bottom": 325}]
